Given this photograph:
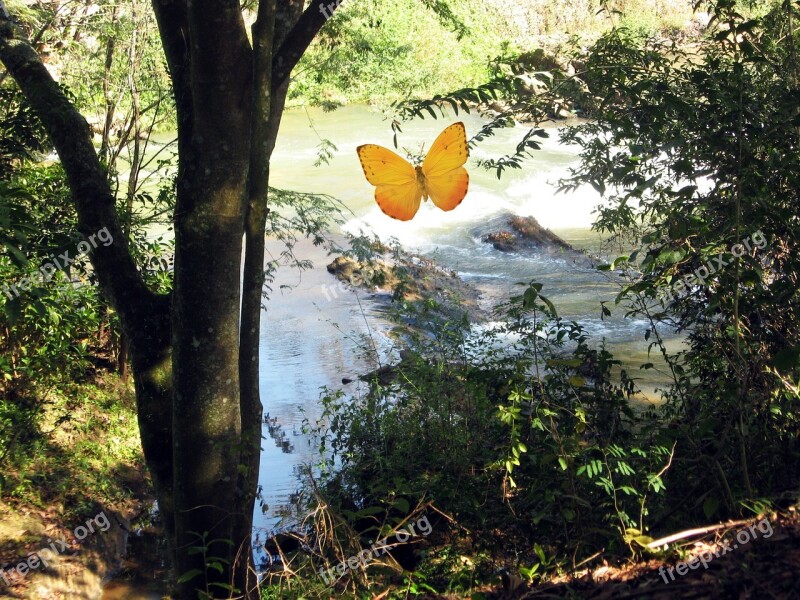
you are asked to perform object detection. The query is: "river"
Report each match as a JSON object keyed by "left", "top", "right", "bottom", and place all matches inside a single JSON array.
[
  {"left": 103, "top": 105, "right": 681, "bottom": 593},
  {"left": 250, "top": 105, "right": 680, "bottom": 553}
]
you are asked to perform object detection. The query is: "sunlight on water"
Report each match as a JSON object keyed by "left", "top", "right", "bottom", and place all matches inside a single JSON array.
[
  {"left": 250, "top": 106, "right": 684, "bottom": 543},
  {"left": 139, "top": 106, "right": 679, "bottom": 551}
]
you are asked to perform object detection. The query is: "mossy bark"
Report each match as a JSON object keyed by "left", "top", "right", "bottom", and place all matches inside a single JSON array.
[{"left": 1, "top": 2, "right": 337, "bottom": 596}]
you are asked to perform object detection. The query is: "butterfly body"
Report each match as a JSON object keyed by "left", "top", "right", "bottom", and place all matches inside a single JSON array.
[
  {"left": 415, "top": 165, "right": 429, "bottom": 202},
  {"left": 357, "top": 122, "right": 469, "bottom": 221}
]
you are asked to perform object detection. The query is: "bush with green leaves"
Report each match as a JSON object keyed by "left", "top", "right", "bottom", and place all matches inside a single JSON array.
[
  {"left": 299, "top": 280, "right": 672, "bottom": 594},
  {"left": 0, "top": 87, "right": 108, "bottom": 471},
  {"left": 556, "top": 0, "right": 800, "bottom": 518}
]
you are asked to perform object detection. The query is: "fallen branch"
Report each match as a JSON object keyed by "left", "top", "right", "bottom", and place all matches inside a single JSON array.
[{"left": 646, "top": 517, "right": 756, "bottom": 549}]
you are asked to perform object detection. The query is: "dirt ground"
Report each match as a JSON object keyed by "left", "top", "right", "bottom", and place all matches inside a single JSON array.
[{"left": 490, "top": 509, "right": 800, "bottom": 600}]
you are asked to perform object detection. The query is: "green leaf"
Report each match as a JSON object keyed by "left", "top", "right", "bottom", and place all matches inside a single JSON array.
[
  {"left": 207, "top": 561, "right": 224, "bottom": 574},
  {"left": 539, "top": 294, "right": 557, "bottom": 316},
  {"left": 534, "top": 542, "right": 546, "bottom": 562},
  {"left": 177, "top": 569, "right": 203, "bottom": 584},
  {"left": 703, "top": 497, "right": 720, "bottom": 520},
  {"left": 3, "top": 297, "right": 21, "bottom": 326},
  {"left": 523, "top": 286, "right": 538, "bottom": 308},
  {"left": 627, "top": 534, "right": 655, "bottom": 548},
  {"left": 612, "top": 255, "right": 630, "bottom": 269},
  {"left": 392, "top": 497, "right": 410, "bottom": 514},
  {"left": 2, "top": 241, "right": 28, "bottom": 267}
]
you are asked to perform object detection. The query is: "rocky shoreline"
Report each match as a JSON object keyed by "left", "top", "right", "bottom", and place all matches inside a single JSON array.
[{"left": 325, "top": 218, "right": 599, "bottom": 329}]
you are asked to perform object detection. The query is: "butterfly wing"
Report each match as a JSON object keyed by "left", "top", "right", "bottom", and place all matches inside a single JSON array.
[
  {"left": 424, "top": 166, "right": 469, "bottom": 212},
  {"left": 374, "top": 182, "right": 425, "bottom": 222},
  {"left": 357, "top": 144, "right": 422, "bottom": 221},
  {"left": 421, "top": 122, "right": 470, "bottom": 212},
  {"left": 422, "top": 122, "right": 469, "bottom": 178}
]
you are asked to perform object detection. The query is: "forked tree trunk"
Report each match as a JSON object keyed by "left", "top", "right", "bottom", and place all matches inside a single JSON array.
[{"left": 0, "top": 1, "right": 337, "bottom": 596}]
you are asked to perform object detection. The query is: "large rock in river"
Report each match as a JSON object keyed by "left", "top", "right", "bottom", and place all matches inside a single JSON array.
[{"left": 479, "top": 213, "right": 597, "bottom": 267}]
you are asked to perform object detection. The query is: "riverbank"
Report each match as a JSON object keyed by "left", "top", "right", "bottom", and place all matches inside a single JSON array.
[
  {"left": 325, "top": 246, "right": 487, "bottom": 323},
  {"left": 257, "top": 232, "right": 800, "bottom": 600},
  {"left": 0, "top": 375, "right": 158, "bottom": 599}
]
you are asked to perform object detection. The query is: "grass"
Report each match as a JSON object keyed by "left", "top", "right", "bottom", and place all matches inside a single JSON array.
[{"left": 0, "top": 372, "right": 151, "bottom": 567}]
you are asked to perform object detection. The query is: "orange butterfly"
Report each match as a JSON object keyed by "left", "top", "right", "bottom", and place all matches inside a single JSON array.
[{"left": 357, "top": 122, "right": 469, "bottom": 221}]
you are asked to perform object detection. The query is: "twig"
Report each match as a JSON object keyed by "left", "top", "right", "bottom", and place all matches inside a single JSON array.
[{"left": 573, "top": 549, "right": 604, "bottom": 571}]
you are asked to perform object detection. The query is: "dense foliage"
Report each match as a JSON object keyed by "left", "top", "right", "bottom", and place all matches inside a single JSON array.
[
  {"left": 0, "top": 87, "right": 108, "bottom": 449},
  {"left": 281, "top": 285, "right": 670, "bottom": 597},
  {"left": 559, "top": 0, "right": 800, "bottom": 516},
  {"left": 254, "top": 1, "right": 800, "bottom": 597}
]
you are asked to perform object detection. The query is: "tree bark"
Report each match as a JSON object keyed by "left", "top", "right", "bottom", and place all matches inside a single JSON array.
[
  {"left": 234, "top": 0, "right": 277, "bottom": 594},
  {"left": 2, "top": 0, "right": 339, "bottom": 595},
  {"left": 235, "top": 0, "right": 324, "bottom": 592},
  {"left": 167, "top": 1, "right": 253, "bottom": 596}
]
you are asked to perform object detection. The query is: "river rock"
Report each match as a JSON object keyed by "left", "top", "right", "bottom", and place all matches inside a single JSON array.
[
  {"left": 326, "top": 251, "right": 485, "bottom": 322},
  {"left": 484, "top": 230, "right": 518, "bottom": 252},
  {"left": 479, "top": 213, "right": 597, "bottom": 267}
]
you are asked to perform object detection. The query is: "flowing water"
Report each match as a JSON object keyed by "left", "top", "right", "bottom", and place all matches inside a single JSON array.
[
  {"left": 251, "top": 105, "right": 681, "bottom": 551},
  {"left": 104, "top": 105, "right": 682, "bottom": 591}
]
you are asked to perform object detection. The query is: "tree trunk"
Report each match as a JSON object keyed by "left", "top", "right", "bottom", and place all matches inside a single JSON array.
[
  {"left": 166, "top": 3, "right": 253, "bottom": 595},
  {"left": 1, "top": 1, "right": 340, "bottom": 596}
]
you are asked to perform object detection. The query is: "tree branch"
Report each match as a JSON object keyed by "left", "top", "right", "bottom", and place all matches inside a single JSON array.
[
  {"left": 646, "top": 517, "right": 756, "bottom": 549},
  {"left": 272, "top": 0, "right": 335, "bottom": 92},
  {"left": 151, "top": 0, "right": 192, "bottom": 150},
  {"left": 249, "top": 0, "right": 278, "bottom": 203},
  {"left": 0, "top": 12, "right": 161, "bottom": 329}
]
